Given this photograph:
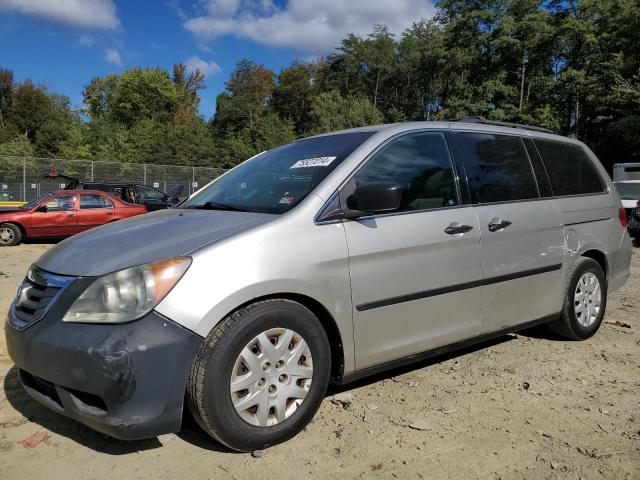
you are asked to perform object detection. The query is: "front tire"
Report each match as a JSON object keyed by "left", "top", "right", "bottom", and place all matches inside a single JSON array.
[
  {"left": 0, "top": 223, "right": 22, "bottom": 246},
  {"left": 187, "top": 299, "right": 331, "bottom": 452},
  {"left": 549, "top": 257, "right": 607, "bottom": 340}
]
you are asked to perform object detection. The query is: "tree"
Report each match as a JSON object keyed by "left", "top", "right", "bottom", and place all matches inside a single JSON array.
[
  {"left": 58, "top": 123, "right": 92, "bottom": 159},
  {"left": 214, "top": 60, "right": 275, "bottom": 136},
  {"left": 271, "top": 63, "right": 318, "bottom": 135},
  {"left": 9, "top": 81, "right": 53, "bottom": 140},
  {"left": 172, "top": 63, "right": 206, "bottom": 114},
  {"left": 0, "top": 68, "right": 13, "bottom": 131},
  {"left": 307, "top": 91, "right": 383, "bottom": 135},
  {"left": 0, "top": 133, "right": 35, "bottom": 156}
]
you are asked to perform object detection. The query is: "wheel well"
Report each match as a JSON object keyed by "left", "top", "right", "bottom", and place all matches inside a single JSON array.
[
  {"left": 233, "top": 293, "right": 345, "bottom": 385},
  {"left": 0, "top": 221, "right": 26, "bottom": 238},
  {"left": 581, "top": 249, "right": 608, "bottom": 278}
]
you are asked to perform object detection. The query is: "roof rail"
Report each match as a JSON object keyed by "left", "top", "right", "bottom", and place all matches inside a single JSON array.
[{"left": 453, "top": 116, "right": 553, "bottom": 134}]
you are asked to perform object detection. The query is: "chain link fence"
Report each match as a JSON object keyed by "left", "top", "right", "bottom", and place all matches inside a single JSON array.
[{"left": 0, "top": 156, "right": 227, "bottom": 201}]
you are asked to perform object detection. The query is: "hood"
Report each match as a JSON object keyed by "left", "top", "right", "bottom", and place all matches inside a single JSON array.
[
  {"left": 36, "top": 208, "right": 276, "bottom": 277},
  {"left": 0, "top": 207, "right": 26, "bottom": 214}
]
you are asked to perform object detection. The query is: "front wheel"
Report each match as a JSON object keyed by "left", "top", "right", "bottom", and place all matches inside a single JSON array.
[
  {"left": 0, "top": 223, "right": 21, "bottom": 247},
  {"left": 549, "top": 257, "right": 607, "bottom": 340},
  {"left": 187, "top": 299, "right": 331, "bottom": 452}
]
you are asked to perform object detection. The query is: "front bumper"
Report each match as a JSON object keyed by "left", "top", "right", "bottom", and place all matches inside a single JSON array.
[{"left": 5, "top": 304, "right": 203, "bottom": 440}]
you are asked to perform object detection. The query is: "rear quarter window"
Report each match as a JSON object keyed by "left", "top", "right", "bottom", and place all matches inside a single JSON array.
[
  {"left": 534, "top": 140, "right": 606, "bottom": 196},
  {"left": 449, "top": 132, "right": 539, "bottom": 204}
]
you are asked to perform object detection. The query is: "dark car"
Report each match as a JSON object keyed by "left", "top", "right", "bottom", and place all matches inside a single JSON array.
[
  {"left": 630, "top": 200, "right": 640, "bottom": 244},
  {"left": 0, "top": 190, "right": 147, "bottom": 246},
  {"left": 44, "top": 172, "right": 184, "bottom": 212}
]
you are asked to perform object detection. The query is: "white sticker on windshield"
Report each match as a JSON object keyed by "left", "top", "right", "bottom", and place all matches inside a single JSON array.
[{"left": 290, "top": 156, "right": 337, "bottom": 169}]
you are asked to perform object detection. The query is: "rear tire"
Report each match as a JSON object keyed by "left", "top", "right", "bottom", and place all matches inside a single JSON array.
[
  {"left": 549, "top": 257, "right": 607, "bottom": 340},
  {"left": 0, "top": 223, "right": 22, "bottom": 247},
  {"left": 187, "top": 299, "right": 331, "bottom": 452}
]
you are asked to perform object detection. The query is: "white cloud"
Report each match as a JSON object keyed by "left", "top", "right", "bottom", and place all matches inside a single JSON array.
[
  {"left": 77, "top": 33, "right": 94, "bottom": 47},
  {"left": 184, "top": 0, "right": 435, "bottom": 53},
  {"left": 105, "top": 48, "right": 122, "bottom": 66},
  {"left": 184, "top": 54, "right": 221, "bottom": 78},
  {"left": 0, "top": 0, "right": 120, "bottom": 29}
]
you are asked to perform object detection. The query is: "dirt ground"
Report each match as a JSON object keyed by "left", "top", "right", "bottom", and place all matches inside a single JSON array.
[{"left": 0, "top": 244, "right": 638, "bottom": 480}]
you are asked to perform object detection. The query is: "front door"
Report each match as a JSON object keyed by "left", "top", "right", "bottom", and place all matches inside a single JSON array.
[
  {"left": 344, "top": 131, "right": 483, "bottom": 370},
  {"left": 29, "top": 194, "right": 78, "bottom": 237},
  {"left": 447, "top": 131, "right": 565, "bottom": 331},
  {"left": 136, "top": 185, "right": 168, "bottom": 211}
]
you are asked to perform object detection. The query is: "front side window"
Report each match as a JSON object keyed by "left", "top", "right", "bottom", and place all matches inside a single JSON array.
[
  {"left": 45, "top": 195, "right": 76, "bottom": 211},
  {"left": 80, "top": 194, "right": 113, "bottom": 209},
  {"left": 450, "top": 132, "right": 539, "bottom": 204},
  {"left": 180, "top": 132, "right": 375, "bottom": 214},
  {"left": 353, "top": 131, "right": 459, "bottom": 212},
  {"left": 24, "top": 193, "right": 52, "bottom": 210},
  {"left": 137, "top": 186, "right": 165, "bottom": 201},
  {"left": 535, "top": 140, "right": 606, "bottom": 196}
]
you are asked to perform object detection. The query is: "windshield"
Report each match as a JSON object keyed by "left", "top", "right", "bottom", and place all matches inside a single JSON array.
[
  {"left": 614, "top": 182, "right": 640, "bottom": 199},
  {"left": 22, "top": 193, "right": 52, "bottom": 210},
  {"left": 180, "top": 132, "right": 375, "bottom": 214}
]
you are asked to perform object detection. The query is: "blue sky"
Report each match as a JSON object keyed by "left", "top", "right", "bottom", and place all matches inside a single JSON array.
[{"left": 0, "top": 0, "right": 435, "bottom": 119}]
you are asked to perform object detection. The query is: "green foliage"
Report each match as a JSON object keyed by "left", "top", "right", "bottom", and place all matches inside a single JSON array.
[
  {"left": 0, "top": 133, "right": 35, "bottom": 156},
  {"left": 308, "top": 91, "right": 383, "bottom": 135},
  {"left": 58, "top": 123, "right": 92, "bottom": 159},
  {"left": 0, "top": 0, "right": 638, "bottom": 171}
]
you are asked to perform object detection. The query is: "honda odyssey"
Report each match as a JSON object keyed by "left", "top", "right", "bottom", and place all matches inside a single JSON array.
[{"left": 5, "top": 118, "right": 632, "bottom": 452}]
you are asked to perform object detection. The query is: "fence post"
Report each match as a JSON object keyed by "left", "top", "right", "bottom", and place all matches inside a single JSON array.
[
  {"left": 22, "top": 157, "right": 26, "bottom": 201},
  {"left": 144, "top": 164, "right": 147, "bottom": 185},
  {"left": 91, "top": 161, "right": 94, "bottom": 181},
  {"left": 192, "top": 167, "right": 195, "bottom": 195}
]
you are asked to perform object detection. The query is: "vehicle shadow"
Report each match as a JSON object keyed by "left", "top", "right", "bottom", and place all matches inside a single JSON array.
[
  {"left": 517, "top": 323, "right": 565, "bottom": 341},
  {"left": 175, "top": 410, "right": 239, "bottom": 453},
  {"left": 3, "top": 366, "right": 159, "bottom": 455},
  {"left": 328, "top": 333, "right": 517, "bottom": 395},
  {"left": 22, "top": 238, "right": 62, "bottom": 245}
]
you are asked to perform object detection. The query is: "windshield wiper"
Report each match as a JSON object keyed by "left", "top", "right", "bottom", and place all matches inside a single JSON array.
[{"left": 186, "top": 201, "right": 249, "bottom": 212}]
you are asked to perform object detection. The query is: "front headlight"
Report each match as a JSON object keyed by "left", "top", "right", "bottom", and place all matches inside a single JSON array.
[{"left": 62, "top": 257, "right": 191, "bottom": 324}]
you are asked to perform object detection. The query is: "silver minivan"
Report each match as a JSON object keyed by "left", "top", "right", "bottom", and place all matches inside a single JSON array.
[{"left": 5, "top": 119, "right": 632, "bottom": 452}]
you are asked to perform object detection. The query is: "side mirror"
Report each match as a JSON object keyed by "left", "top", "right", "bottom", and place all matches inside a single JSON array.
[
  {"left": 346, "top": 181, "right": 403, "bottom": 217},
  {"left": 36, "top": 205, "right": 48, "bottom": 213}
]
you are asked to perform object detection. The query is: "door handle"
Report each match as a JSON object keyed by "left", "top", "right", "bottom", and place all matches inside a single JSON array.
[
  {"left": 444, "top": 223, "right": 474, "bottom": 235},
  {"left": 66, "top": 213, "right": 75, "bottom": 217},
  {"left": 488, "top": 219, "right": 512, "bottom": 232}
]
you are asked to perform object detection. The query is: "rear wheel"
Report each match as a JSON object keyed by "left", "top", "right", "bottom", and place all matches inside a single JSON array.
[
  {"left": 0, "top": 223, "right": 21, "bottom": 247},
  {"left": 187, "top": 299, "right": 331, "bottom": 452},
  {"left": 549, "top": 257, "right": 607, "bottom": 340}
]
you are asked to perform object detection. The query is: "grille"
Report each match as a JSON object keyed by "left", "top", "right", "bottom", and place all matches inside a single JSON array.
[{"left": 9, "top": 266, "right": 75, "bottom": 330}]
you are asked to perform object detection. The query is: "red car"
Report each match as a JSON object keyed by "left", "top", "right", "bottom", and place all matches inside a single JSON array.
[{"left": 0, "top": 190, "right": 147, "bottom": 246}]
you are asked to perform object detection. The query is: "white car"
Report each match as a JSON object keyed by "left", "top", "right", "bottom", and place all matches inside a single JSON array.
[{"left": 614, "top": 181, "right": 640, "bottom": 210}]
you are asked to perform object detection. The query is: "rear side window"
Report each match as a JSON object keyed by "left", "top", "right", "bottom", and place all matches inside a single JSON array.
[
  {"left": 80, "top": 195, "right": 113, "bottom": 209},
  {"left": 449, "top": 132, "right": 539, "bottom": 204},
  {"left": 534, "top": 140, "right": 606, "bottom": 196},
  {"left": 353, "top": 131, "right": 459, "bottom": 212}
]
